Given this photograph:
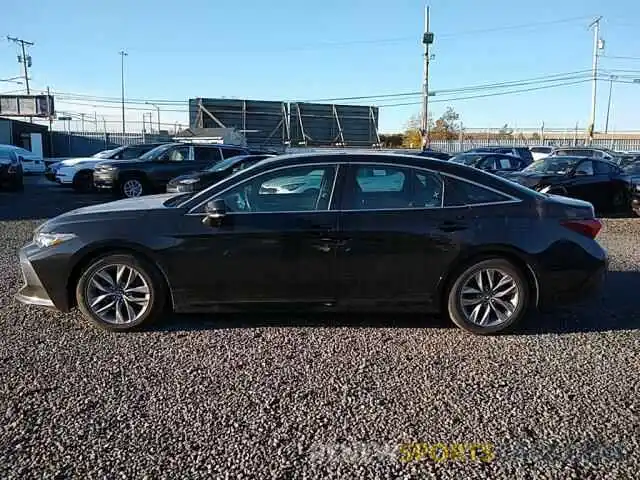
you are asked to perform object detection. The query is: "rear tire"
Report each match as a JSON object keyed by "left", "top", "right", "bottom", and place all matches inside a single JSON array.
[
  {"left": 447, "top": 258, "right": 529, "bottom": 335},
  {"left": 75, "top": 253, "right": 166, "bottom": 331}
]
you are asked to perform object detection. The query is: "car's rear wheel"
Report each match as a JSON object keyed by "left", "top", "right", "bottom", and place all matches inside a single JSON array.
[
  {"left": 447, "top": 258, "right": 529, "bottom": 335},
  {"left": 120, "top": 176, "right": 146, "bottom": 198},
  {"left": 72, "top": 170, "right": 94, "bottom": 193},
  {"left": 75, "top": 253, "right": 166, "bottom": 331}
]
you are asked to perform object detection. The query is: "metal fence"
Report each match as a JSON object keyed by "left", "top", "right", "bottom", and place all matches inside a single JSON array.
[
  {"left": 50, "top": 131, "right": 172, "bottom": 157},
  {"left": 428, "top": 137, "right": 640, "bottom": 154}
]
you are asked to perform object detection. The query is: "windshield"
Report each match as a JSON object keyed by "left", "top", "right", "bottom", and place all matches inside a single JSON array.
[
  {"left": 523, "top": 156, "right": 581, "bottom": 175},
  {"left": 206, "top": 155, "right": 249, "bottom": 172},
  {"left": 450, "top": 154, "right": 483, "bottom": 166},
  {"left": 139, "top": 143, "right": 177, "bottom": 160},
  {"left": 92, "top": 149, "right": 116, "bottom": 158}
]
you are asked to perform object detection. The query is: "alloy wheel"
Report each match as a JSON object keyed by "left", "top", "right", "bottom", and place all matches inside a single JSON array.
[
  {"left": 458, "top": 268, "right": 520, "bottom": 327},
  {"left": 86, "top": 264, "right": 151, "bottom": 325},
  {"left": 123, "top": 179, "right": 143, "bottom": 197}
]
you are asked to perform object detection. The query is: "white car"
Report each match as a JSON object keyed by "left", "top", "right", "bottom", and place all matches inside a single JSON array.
[
  {"left": 529, "top": 146, "right": 554, "bottom": 161},
  {"left": 0, "top": 145, "right": 45, "bottom": 174}
]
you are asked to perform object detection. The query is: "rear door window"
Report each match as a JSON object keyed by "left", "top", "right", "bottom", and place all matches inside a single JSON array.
[
  {"left": 194, "top": 146, "right": 222, "bottom": 163},
  {"left": 221, "top": 148, "right": 246, "bottom": 159},
  {"left": 342, "top": 165, "right": 443, "bottom": 210},
  {"left": 443, "top": 176, "right": 512, "bottom": 207}
]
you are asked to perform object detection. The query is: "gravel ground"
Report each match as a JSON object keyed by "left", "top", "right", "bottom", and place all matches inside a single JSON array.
[{"left": 0, "top": 179, "right": 638, "bottom": 479}]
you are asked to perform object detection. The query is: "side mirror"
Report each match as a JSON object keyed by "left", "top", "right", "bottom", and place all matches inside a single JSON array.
[
  {"left": 574, "top": 170, "right": 589, "bottom": 176},
  {"left": 17, "top": 156, "right": 24, "bottom": 163},
  {"left": 202, "top": 198, "right": 227, "bottom": 227}
]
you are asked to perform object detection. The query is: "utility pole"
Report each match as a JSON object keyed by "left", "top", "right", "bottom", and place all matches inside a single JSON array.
[
  {"left": 80, "top": 113, "right": 85, "bottom": 131},
  {"left": 605, "top": 75, "right": 616, "bottom": 134},
  {"left": 7, "top": 36, "right": 33, "bottom": 94},
  {"left": 118, "top": 50, "right": 128, "bottom": 133},
  {"left": 588, "top": 16, "right": 603, "bottom": 142},
  {"left": 146, "top": 102, "right": 160, "bottom": 132},
  {"left": 421, "top": 6, "right": 434, "bottom": 150}
]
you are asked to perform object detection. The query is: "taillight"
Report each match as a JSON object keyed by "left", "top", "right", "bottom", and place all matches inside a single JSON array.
[{"left": 561, "top": 218, "right": 602, "bottom": 239}]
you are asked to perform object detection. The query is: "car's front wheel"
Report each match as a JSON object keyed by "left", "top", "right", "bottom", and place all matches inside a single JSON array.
[
  {"left": 447, "top": 258, "right": 529, "bottom": 335},
  {"left": 72, "top": 170, "right": 94, "bottom": 193},
  {"left": 75, "top": 253, "right": 166, "bottom": 331},
  {"left": 120, "top": 177, "right": 146, "bottom": 198}
]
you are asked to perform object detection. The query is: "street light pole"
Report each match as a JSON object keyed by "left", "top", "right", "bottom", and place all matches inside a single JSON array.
[
  {"left": 119, "top": 50, "right": 128, "bottom": 133},
  {"left": 605, "top": 75, "right": 616, "bottom": 134}
]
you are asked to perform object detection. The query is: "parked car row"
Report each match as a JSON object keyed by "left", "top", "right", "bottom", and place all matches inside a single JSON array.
[
  {"left": 36, "top": 141, "right": 640, "bottom": 218},
  {"left": 430, "top": 146, "right": 640, "bottom": 216}
]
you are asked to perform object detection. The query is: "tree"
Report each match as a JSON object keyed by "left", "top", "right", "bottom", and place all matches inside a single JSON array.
[
  {"left": 379, "top": 133, "right": 404, "bottom": 148},
  {"left": 429, "top": 107, "right": 461, "bottom": 141},
  {"left": 402, "top": 113, "right": 427, "bottom": 148}
]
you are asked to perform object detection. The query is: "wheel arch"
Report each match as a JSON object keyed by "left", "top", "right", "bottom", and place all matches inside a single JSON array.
[
  {"left": 437, "top": 246, "right": 540, "bottom": 311},
  {"left": 66, "top": 241, "right": 175, "bottom": 311}
]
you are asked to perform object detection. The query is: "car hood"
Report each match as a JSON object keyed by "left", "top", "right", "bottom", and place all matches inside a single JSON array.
[
  {"left": 37, "top": 193, "right": 181, "bottom": 233},
  {"left": 58, "top": 157, "right": 99, "bottom": 167},
  {"left": 170, "top": 171, "right": 208, "bottom": 183},
  {"left": 96, "top": 158, "right": 149, "bottom": 169},
  {"left": 505, "top": 171, "right": 565, "bottom": 187}
]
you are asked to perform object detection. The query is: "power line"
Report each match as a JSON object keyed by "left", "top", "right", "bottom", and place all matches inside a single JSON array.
[
  {"left": 377, "top": 79, "right": 591, "bottom": 107},
  {"left": 600, "top": 55, "right": 640, "bottom": 62},
  {"left": 47, "top": 69, "right": 596, "bottom": 107}
]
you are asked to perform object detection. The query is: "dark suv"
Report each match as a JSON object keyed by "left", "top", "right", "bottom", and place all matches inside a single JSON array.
[
  {"left": 93, "top": 143, "right": 250, "bottom": 197},
  {"left": 466, "top": 146, "right": 534, "bottom": 165}
]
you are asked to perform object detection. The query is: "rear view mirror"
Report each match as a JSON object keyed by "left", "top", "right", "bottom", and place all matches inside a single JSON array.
[{"left": 202, "top": 198, "right": 227, "bottom": 227}]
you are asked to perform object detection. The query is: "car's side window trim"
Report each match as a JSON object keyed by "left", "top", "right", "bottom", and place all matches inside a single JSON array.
[
  {"left": 186, "top": 162, "right": 341, "bottom": 215},
  {"left": 186, "top": 160, "right": 522, "bottom": 215}
]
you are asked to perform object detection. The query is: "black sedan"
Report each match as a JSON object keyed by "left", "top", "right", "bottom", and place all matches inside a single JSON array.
[
  {"left": 166, "top": 154, "right": 274, "bottom": 193},
  {"left": 449, "top": 152, "right": 527, "bottom": 176},
  {"left": 0, "top": 150, "right": 23, "bottom": 191},
  {"left": 506, "top": 156, "right": 631, "bottom": 213},
  {"left": 16, "top": 152, "right": 607, "bottom": 335},
  {"left": 624, "top": 161, "right": 640, "bottom": 216}
]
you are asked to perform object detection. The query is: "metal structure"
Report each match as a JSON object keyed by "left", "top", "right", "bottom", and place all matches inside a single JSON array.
[
  {"left": 190, "top": 98, "right": 288, "bottom": 149},
  {"left": 189, "top": 98, "right": 380, "bottom": 148},
  {"left": 0, "top": 94, "right": 54, "bottom": 117},
  {"left": 288, "top": 102, "right": 379, "bottom": 147}
]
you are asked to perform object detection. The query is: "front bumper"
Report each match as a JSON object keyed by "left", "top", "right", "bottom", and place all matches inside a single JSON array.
[
  {"left": 93, "top": 170, "right": 117, "bottom": 190},
  {"left": 15, "top": 248, "right": 55, "bottom": 308}
]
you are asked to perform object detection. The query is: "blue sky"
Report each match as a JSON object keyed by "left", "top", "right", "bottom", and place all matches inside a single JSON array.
[{"left": 3, "top": 0, "right": 640, "bottom": 133}]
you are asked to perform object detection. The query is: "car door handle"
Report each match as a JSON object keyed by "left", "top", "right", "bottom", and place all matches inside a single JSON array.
[{"left": 439, "top": 220, "right": 468, "bottom": 232}]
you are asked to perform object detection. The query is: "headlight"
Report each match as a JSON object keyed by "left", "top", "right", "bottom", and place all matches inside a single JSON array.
[
  {"left": 33, "top": 232, "right": 77, "bottom": 248},
  {"left": 538, "top": 185, "right": 552, "bottom": 193},
  {"left": 180, "top": 178, "right": 199, "bottom": 185}
]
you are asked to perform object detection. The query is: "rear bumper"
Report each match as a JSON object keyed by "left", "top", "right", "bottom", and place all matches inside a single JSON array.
[
  {"left": 15, "top": 248, "right": 56, "bottom": 308},
  {"left": 0, "top": 165, "right": 21, "bottom": 187},
  {"left": 538, "top": 251, "right": 608, "bottom": 308}
]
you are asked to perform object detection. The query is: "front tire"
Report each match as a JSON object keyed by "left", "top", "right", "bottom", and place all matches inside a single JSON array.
[
  {"left": 120, "top": 176, "right": 147, "bottom": 198},
  {"left": 447, "top": 258, "right": 529, "bottom": 335},
  {"left": 72, "top": 170, "right": 94, "bottom": 193},
  {"left": 75, "top": 253, "right": 166, "bottom": 331}
]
